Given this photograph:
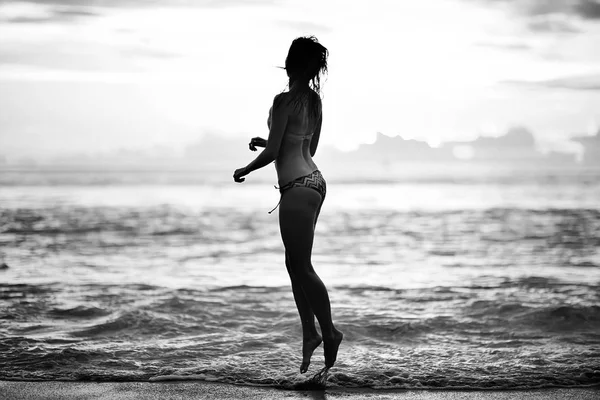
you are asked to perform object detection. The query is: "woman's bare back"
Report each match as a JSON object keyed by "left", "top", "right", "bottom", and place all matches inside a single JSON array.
[{"left": 271, "top": 92, "right": 322, "bottom": 185}]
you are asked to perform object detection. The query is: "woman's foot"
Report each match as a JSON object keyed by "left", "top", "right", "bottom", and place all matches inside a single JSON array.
[
  {"left": 323, "top": 329, "right": 343, "bottom": 368},
  {"left": 301, "top": 335, "right": 322, "bottom": 373}
]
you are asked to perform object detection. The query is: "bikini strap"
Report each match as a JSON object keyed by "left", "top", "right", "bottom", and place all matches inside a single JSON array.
[
  {"left": 268, "top": 184, "right": 282, "bottom": 214},
  {"left": 268, "top": 199, "right": 281, "bottom": 214}
]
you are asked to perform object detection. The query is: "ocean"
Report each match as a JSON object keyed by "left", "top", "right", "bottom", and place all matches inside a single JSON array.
[{"left": 1, "top": 168, "right": 599, "bottom": 389}]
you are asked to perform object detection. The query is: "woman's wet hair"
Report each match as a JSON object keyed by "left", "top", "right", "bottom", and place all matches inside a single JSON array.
[
  {"left": 285, "top": 36, "right": 328, "bottom": 94},
  {"left": 280, "top": 36, "right": 328, "bottom": 117}
]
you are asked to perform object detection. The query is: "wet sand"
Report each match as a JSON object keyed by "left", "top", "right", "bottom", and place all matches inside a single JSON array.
[{"left": 1, "top": 381, "right": 598, "bottom": 400}]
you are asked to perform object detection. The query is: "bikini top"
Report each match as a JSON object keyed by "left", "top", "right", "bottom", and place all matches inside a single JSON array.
[{"left": 268, "top": 105, "right": 316, "bottom": 141}]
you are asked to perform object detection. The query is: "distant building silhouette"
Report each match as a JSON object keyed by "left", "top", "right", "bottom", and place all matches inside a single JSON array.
[
  {"left": 184, "top": 133, "right": 248, "bottom": 167},
  {"left": 346, "top": 132, "right": 455, "bottom": 163},
  {"left": 443, "top": 126, "right": 541, "bottom": 163},
  {"left": 1, "top": 127, "right": 586, "bottom": 172},
  {"left": 545, "top": 151, "right": 578, "bottom": 165},
  {"left": 572, "top": 130, "right": 600, "bottom": 165},
  {"left": 323, "top": 127, "right": 579, "bottom": 167}
]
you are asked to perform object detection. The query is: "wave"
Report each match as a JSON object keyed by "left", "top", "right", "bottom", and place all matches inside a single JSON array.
[
  {"left": 2, "top": 167, "right": 600, "bottom": 186},
  {"left": 69, "top": 309, "right": 194, "bottom": 338},
  {"left": 49, "top": 306, "right": 110, "bottom": 319},
  {"left": 530, "top": 305, "right": 600, "bottom": 330}
]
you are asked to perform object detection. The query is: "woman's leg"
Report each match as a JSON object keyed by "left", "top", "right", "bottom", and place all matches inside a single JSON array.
[
  {"left": 279, "top": 187, "right": 343, "bottom": 369},
  {"left": 284, "top": 188, "right": 324, "bottom": 337},
  {"left": 285, "top": 252, "right": 322, "bottom": 373}
]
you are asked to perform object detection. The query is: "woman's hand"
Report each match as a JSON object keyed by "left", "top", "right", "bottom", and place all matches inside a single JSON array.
[
  {"left": 249, "top": 137, "right": 267, "bottom": 151},
  {"left": 233, "top": 167, "right": 248, "bottom": 183}
]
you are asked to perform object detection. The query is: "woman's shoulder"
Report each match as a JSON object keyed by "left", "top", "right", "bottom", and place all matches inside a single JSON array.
[
  {"left": 272, "top": 92, "right": 288, "bottom": 108},
  {"left": 273, "top": 90, "right": 321, "bottom": 107},
  {"left": 272, "top": 91, "right": 297, "bottom": 112}
]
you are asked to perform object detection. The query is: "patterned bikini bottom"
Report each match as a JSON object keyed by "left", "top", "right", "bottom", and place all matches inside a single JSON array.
[{"left": 268, "top": 170, "right": 326, "bottom": 214}]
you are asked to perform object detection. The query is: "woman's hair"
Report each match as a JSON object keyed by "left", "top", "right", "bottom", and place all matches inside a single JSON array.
[{"left": 282, "top": 36, "right": 328, "bottom": 118}]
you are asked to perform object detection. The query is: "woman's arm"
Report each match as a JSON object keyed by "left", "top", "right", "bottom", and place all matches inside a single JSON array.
[
  {"left": 234, "top": 94, "right": 288, "bottom": 182},
  {"left": 310, "top": 113, "right": 322, "bottom": 157},
  {"left": 249, "top": 137, "right": 267, "bottom": 151},
  {"left": 245, "top": 95, "right": 288, "bottom": 173}
]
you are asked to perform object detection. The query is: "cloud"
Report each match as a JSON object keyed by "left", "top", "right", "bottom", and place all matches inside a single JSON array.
[
  {"left": 1, "top": 0, "right": 283, "bottom": 23},
  {"left": 474, "top": 41, "right": 533, "bottom": 51},
  {"left": 575, "top": 0, "right": 600, "bottom": 19},
  {"left": 0, "top": 2, "right": 100, "bottom": 24},
  {"left": 0, "top": 37, "right": 181, "bottom": 73},
  {"left": 526, "top": 0, "right": 600, "bottom": 20},
  {"left": 542, "top": 74, "right": 600, "bottom": 90},
  {"left": 118, "top": 47, "right": 181, "bottom": 60},
  {"left": 527, "top": 16, "right": 580, "bottom": 33},
  {"left": 274, "top": 20, "right": 332, "bottom": 34},
  {"left": 53, "top": 7, "right": 98, "bottom": 17},
  {"left": 13, "top": 0, "right": 281, "bottom": 9},
  {"left": 469, "top": 0, "right": 600, "bottom": 19},
  {"left": 503, "top": 73, "right": 600, "bottom": 91},
  {"left": 2, "top": 8, "right": 99, "bottom": 23}
]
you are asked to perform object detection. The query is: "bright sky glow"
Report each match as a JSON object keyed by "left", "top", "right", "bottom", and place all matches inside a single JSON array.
[{"left": 1, "top": 0, "right": 599, "bottom": 157}]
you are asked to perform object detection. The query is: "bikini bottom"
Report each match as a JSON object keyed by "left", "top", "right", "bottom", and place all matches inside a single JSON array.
[{"left": 268, "top": 170, "right": 326, "bottom": 214}]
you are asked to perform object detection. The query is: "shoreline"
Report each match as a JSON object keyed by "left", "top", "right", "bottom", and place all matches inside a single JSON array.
[{"left": 1, "top": 381, "right": 599, "bottom": 400}]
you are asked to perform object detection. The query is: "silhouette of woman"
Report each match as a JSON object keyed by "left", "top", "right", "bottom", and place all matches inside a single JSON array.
[{"left": 233, "top": 36, "right": 343, "bottom": 374}]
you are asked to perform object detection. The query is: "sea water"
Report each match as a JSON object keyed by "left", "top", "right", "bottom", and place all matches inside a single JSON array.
[{"left": 1, "top": 169, "right": 599, "bottom": 389}]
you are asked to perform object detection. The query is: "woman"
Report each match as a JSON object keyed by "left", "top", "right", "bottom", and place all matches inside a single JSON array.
[{"left": 233, "top": 36, "right": 343, "bottom": 374}]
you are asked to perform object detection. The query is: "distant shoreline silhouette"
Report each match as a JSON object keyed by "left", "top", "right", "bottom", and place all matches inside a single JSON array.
[{"left": 4, "top": 127, "right": 598, "bottom": 170}]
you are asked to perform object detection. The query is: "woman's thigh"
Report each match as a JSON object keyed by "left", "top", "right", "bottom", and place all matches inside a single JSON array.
[{"left": 279, "top": 187, "right": 322, "bottom": 269}]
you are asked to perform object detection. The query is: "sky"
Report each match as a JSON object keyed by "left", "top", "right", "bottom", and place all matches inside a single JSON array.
[{"left": 1, "top": 0, "right": 600, "bottom": 160}]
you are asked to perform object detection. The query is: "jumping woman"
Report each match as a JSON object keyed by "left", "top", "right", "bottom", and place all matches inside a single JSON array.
[{"left": 233, "top": 36, "right": 343, "bottom": 374}]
